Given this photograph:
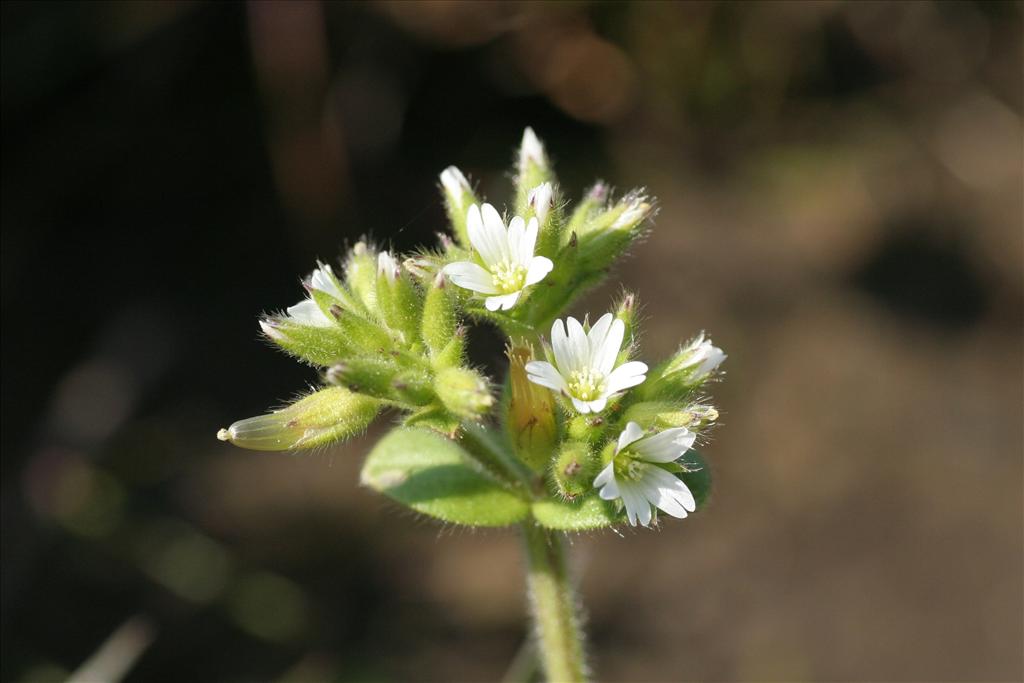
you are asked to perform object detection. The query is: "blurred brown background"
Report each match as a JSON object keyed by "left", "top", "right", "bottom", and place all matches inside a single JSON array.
[{"left": 2, "top": 2, "right": 1021, "bottom": 682}]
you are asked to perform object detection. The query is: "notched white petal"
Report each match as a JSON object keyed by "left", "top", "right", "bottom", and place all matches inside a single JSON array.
[{"left": 525, "top": 256, "right": 553, "bottom": 286}]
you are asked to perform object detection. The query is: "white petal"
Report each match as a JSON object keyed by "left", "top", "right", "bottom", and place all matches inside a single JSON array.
[
  {"left": 440, "top": 166, "right": 470, "bottom": 209},
  {"left": 695, "top": 346, "right": 727, "bottom": 378},
  {"left": 551, "top": 319, "right": 573, "bottom": 373},
  {"left": 593, "top": 463, "right": 618, "bottom": 498},
  {"left": 594, "top": 317, "right": 625, "bottom": 376},
  {"left": 635, "top": 427, "right": 696, "bottom": 463},
  {"left": 525, "top": 361, "right": 568, "bottom": 392},
  {"left": 310, "top": 264, "right": 345, "bottom": 300},
  {"left": 571, "top": 397, "right": 592, "bottom": 414},
  {"left": 259, "top": 320, "right": 286, "bottom": 341},
  {"left": 525, "top": 256, "right": 553, "bottom": 286},
  {"left": 566, "top": 317, "right": 589, "bottom": 368},
  {"left": 377, "top": 250, "right": 399, "bottom": 282},
  {"left": 616, "top": 422, "right": 646, "bottom": 453},
  {"left": 604, "top": 361, "right": 649, "bottom": 394},
  {"left": 443, "top": 262, "right": 498, "bottom": 294},
  {"left": 644, "top": 466, "right": 696, "bottom": 514},
  {"left": 507, "top": 216, "right": 526, "bottom": 266},
  {"left": 481, "top": 203, "right": 510, "bottom": 263},
  {"left": 585, "top": 397, "right": 607, "bottom": 413},
  {"left": 587, "top": 313, "right": 613, "bottom": 356},
  {"left": 485, "top": 291, "right": 521, "bottom": 311},
  {"left": 520, "top": 127, "right": 544, "bottom": 169},
  {"left": 520, "top": 217, "right": 539, "bottom": 264},
  {"left": 528, "top": 183, "right": 552, "bottom": 225},
  {"left": 286, "top": 299, "right": 332, "bottom": 327},
  {"left": 618, "top": 481, "right": 651, "bottom": 527},
  {"left": 593, "top": 462, "right": 615, "bottom": 487},
  {"left": 467, "top": 204, "right": 501, "bottom": 266}
]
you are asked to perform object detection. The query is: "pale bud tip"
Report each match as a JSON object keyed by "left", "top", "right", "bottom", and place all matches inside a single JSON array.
[
  {"left": 440, "top": 166, "right": 470, "bottom": 209},
  {"left": 520, "top": 127, "right": 545, "bottom": 167},
  {"left": 377, "top": 250, "right": 400, "bottom": 282},
  {"left": 216, "top": 428, "right": 232, "bottom": 442},
  {"left": 259, "top": 320, "right": 286, "bottom": 341}
]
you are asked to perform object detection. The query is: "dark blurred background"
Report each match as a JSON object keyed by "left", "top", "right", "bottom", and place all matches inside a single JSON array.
[{"left": 2, "top": 2, "right": 1021, "bottom": 682}]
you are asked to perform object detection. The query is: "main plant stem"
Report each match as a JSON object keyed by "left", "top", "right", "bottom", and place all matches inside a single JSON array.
[{"left": 521, "top": 521, "right": 587, "bottom": 683}]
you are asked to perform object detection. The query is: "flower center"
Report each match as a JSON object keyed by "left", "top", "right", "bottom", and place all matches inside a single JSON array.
[
  {"left": 491, "top": 260, "right": 528, "bottom": 293},
  {"left": 614, "top": 454, "right": 645, "bottom": 481},
  {"left": 567, "top": 368, "right": 606, "bottom": 401}
]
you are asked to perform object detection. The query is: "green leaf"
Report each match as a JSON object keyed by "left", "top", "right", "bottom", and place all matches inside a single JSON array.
[
  {"left": 360, "top": 427, "right": 530, "bottom": 527},
  {"left": 531, "top": 495, "right": 622, "bottom": 531},
  {"left": 678, "top": 449, "right": 712, "bottom": 509}
]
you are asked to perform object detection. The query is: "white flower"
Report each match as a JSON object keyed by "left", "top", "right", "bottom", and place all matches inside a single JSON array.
[
  {"left": 442, "top": 203, "right": 554, "bottom": 311},
  {"left": 525, "top": 313, "right": 648, "bottom": 414},
  {"left": 528, "top": 182, "right": 553, "bottom": 224},
  {"left": 593, "top": 421, "right": 697, "bottom": 527},
  {"left": 377, "top": 250, "right": 399, "bottom": 282},
  {"left": 440, "top": 166, "right": 471, "bottom": 211},
  {"left": 671, "top": 333, "right": 726, "bottom": 379}
]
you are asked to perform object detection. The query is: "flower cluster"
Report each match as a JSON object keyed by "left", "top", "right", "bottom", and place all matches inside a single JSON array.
[{"left": 219, "top": 128, "right": 726, "bottom": 530}]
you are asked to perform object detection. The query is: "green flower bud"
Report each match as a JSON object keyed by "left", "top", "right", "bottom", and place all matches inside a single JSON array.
[
  {"left": 421, "top": 272, "right": 458, "bottom": 361},
  {"left": 551, "top": 440, "right": 599, "bottom": 501},
  {"left": 506, "top": 345, "right": 558, "bottom": 472},
  {"left": 515, "top": 128, "right": 555, "bottom": 217},
  {"left": 576, "top": 191, "right": 653, "bottom": 273},
  {"left": 566, "top": 414, "right": 607, "bottom": 445},
  {"left": 621, "top": 401, "right": 718, "bottom": 431},
  {"left": 440, "top": 166, "right": 478, "bottom": 249},
  {"left": 260, "top": 317, "right": 355, "bottom": 367},
  {"left": 432, "top": 325, "right": 466, "bottom": 369},
  {"left": 375, "top": 251, "right": 423, "bottom": 347},
  {"left": 525, "top": 181, "right": 563, "bottom": 257},
  {"left": 217, "top": 387, "right": 381, "bottom": 451},
  {"left": 344, "top": 242, "right": 379, "bottom": 314},
  {"left": 435, "top": 366, "right": 493, "bottom": 420},
  {"left": 327, "top": 306, "right": 395, "bottom": 356},
  {"left": 641, "top": 333, "right": 727, "bottom": 400},
  {"left": 327, "top": 358, "right": 432, "bottom": 405},
  {"left": 565, "top": 182, "right": 608, "bottom": 242}
]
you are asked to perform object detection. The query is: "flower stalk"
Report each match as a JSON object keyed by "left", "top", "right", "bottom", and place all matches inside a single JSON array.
[{"left": 522, "top": 522, "right": 587, "bottom": 683}]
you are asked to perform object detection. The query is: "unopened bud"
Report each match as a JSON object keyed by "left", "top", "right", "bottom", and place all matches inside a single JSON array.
[
  {"left": 217, "top": 387, "right": 380, "bottom": 451},
  {"left": 435, "top": 366, "right": 493, "bottom": 420},
  {"left": 622, "top": 401, "right": 718, "bottom": 431},
  {"left": 374, "top": 250, "right": 423, "bottom": 348},
  {"left": 527, "top": 182, "right": 554, "bottom": 225},
  {"left": 440, "top": 165, "right": 478, "bottom": 248},
  {"left": 422, "top": 272, "right": 458, "bottom": 361},
  {"left": 345, "top": 242, "right": 379, "bottom": 314},
  {"left": 552, "top": 440, "right": 599, "bottom": 500},
  {"left": 566, "top": 414, "right": 605, "bottom": 444},
  {"left": 664, "top": 333, "right": 726, "bottom": 380},
  {"left": 516, "top": 127, "right": 554, "bottom": 218}
]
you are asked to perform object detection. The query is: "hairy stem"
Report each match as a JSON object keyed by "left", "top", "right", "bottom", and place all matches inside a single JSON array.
[{"left": 521, "top": 522, "right": 587, "bottom": 683}]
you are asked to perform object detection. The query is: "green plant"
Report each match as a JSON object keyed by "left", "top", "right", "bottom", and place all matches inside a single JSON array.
[{"left": 218, "top": 128, "right": 726, "bottom": 682}]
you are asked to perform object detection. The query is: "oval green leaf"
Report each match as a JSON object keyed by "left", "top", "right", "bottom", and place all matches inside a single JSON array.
[{"left": 360, "top": 427, "right": 530, "bottom": 527}]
